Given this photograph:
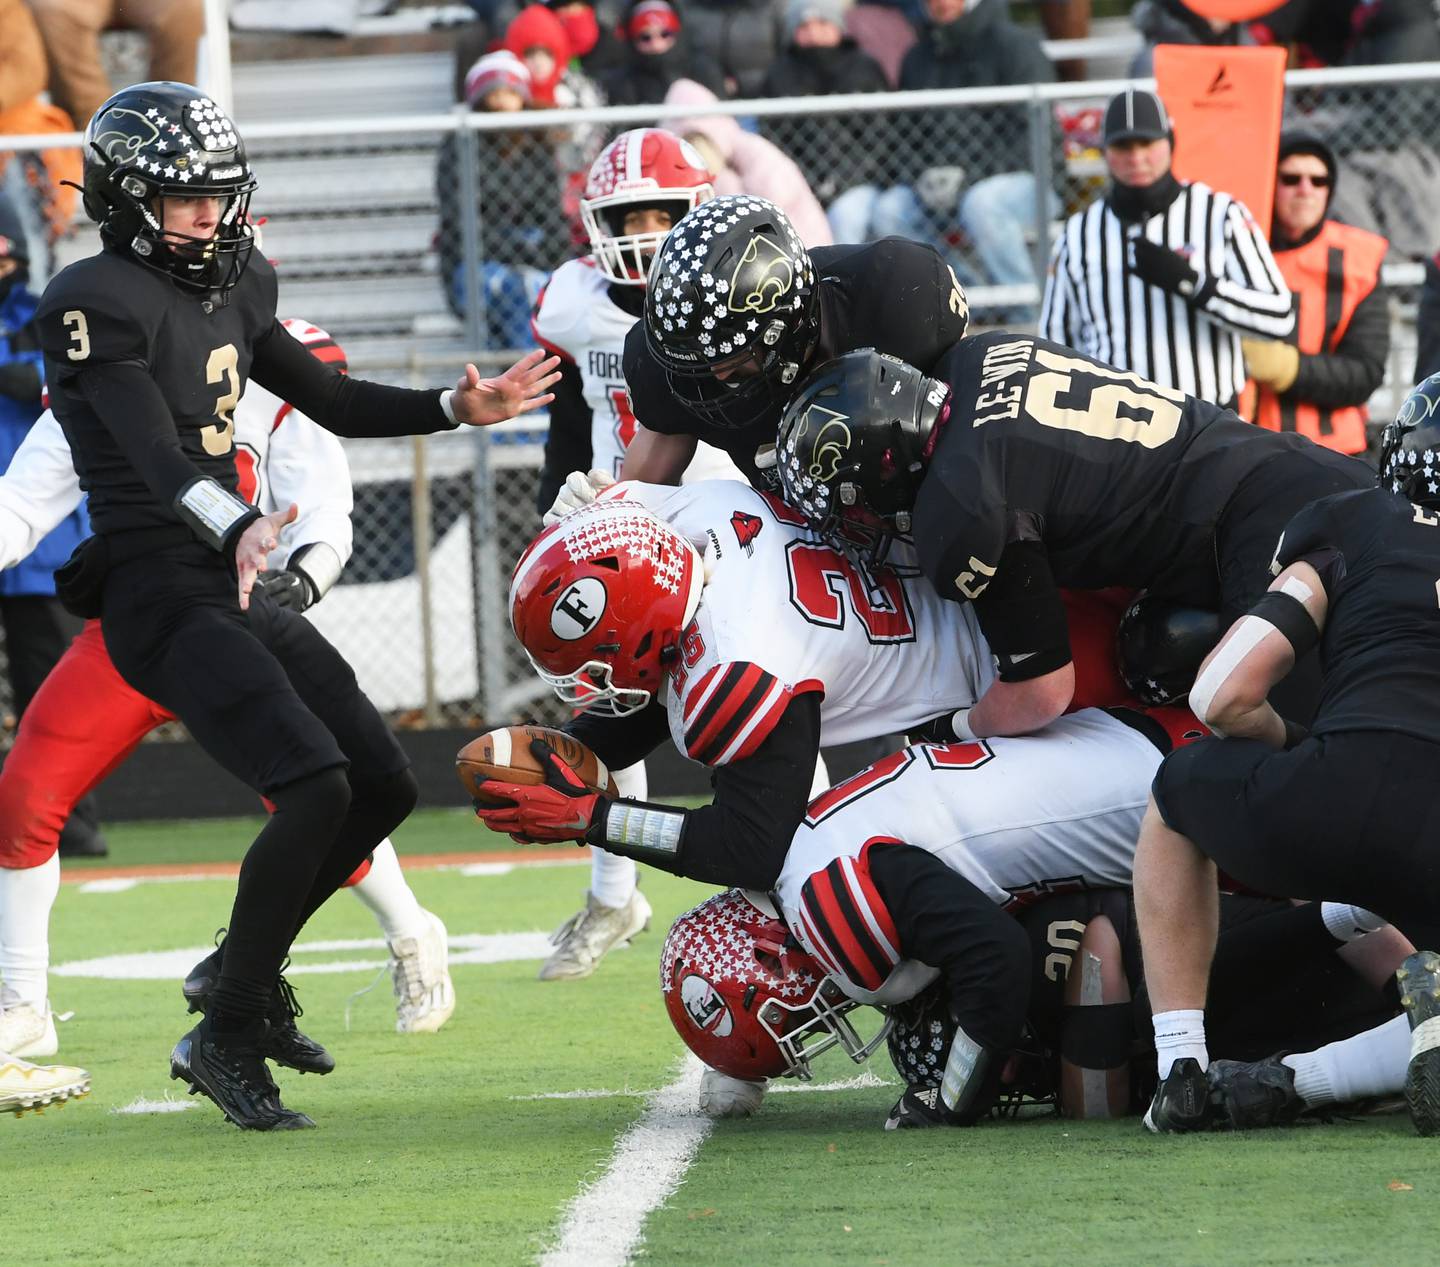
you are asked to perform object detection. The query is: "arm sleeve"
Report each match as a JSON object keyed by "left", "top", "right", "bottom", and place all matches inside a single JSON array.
[
  {"left": 868, "top": 843, "right": 1032, "bottom": 1052},
  {"left": 564, "top": 698, "right": 674, "bottom": 772},
  {"left": 970, "top": 538, "right": 1072, "bottom": 681},
  {"left": 249, "top": 320, "right": 456, "bottom": 440},
  {"left": 1198, "top": 200, "right": 1296, "bottom": 339},
  {"left": 1290, "top": 282, "right": 1388, "bottom": 408},
  {"left": 1273, "top": 496, "right": 1347, "bottom": 597},
  {"left": 0, "top": 409, "right": 84, "bottom": 569},
  {"left": 1416, "top": 256, "right": 1440, "bottom": 384},
  {"left": 264, "top": 409, "right": 355, "bottom": 567},
  {"left": 536, "top": 359, "right": 594, "bottom": 517}
]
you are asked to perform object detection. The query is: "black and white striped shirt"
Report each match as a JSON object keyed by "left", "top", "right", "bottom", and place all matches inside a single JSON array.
[{"left": 1039, "top": 180, "right": 1294, "bottom": 405}]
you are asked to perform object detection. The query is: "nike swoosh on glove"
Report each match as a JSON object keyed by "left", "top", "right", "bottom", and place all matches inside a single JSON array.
[{"left": 472, "top": 739, "right": 604, "bottom": 843}]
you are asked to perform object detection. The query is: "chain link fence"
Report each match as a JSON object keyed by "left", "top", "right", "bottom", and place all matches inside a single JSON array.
[{"left": 0, "top": 63, "right": 1437, "bottom": 733}]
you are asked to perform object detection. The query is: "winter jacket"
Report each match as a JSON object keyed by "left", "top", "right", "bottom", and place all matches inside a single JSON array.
[
  {"left": 664, "top": 78, "right": 834, "bottom": 246},
  {"left": 684, "top": 0, "right": 787, "bottom": 97},
  {"left": 1129, "top": 0, "right": 1254, "bottom": 76},
  {"left": 897, "top": 0, "right": 1054, "bottom": 185},
  {"left": 0, "top": 285, "right": 88, "bottom": 596},
  {"left": 601, "top": 0, "right": 728, "bottom": 104},
  {"left": 759, "top": 40, "right": 893, "bottom": 201},
  {"left": 0, "top": 0, "right": 46, "bottom": 116}
]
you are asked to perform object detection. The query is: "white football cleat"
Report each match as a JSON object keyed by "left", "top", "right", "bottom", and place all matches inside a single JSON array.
[
  {"left": 539, "top": 889, "right": 652, "bottom": 981},
  {"left": 0, "top": 1052, "right": 89, "bottom": 1115},
  {"left": 0, "top": 1001, "right": 58, "bottom": 1059},
  {"left": 699, "top": 1067, "right": 768, "bottom": 1119},
  {"left": 389, "top": 910, "right": 456, "bottom": 1034}
]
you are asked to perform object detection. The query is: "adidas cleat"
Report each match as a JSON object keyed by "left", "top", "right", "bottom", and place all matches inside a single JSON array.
[
  {"left": 170, "top": 1016, "right": 314, "bottom": 1131},
  {"left": 390, "top": 910, "right": 456, "bottom": 1034},
  {"left": 1207, "top": 1055, "right": 1304, "bottom": 1130},
  {"left": 539, "top": 889, "right": 652, "bottom": 982},
  {"left": 1, "top": 1054, "right": 90, "bottom": 1116},
  {"left": 1143, "top": 1057, "right": 1212, "bottom": 1133},
  {"left": 1397, "top": 950, "right": 1440, "bottom": 1137},
  {"left": 884, "top": 1083, "right": 959, "bottom": 1130}
]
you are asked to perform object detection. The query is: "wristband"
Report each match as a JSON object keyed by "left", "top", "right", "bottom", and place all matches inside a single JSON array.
[
  {"left": 587, "top": 799, "right": 688, "bottom": 872},
  {"left": 439, "top": 389, "right": 458, "bottom": 425},
  {"left": 950, "top": 708, "right": 978, "bottom": 742},
  {"left": 288, "top": 541, "right": 344, "bottom": 603},
  {"left": 174, "top": 476, "right": 261, "bottom": 554}
]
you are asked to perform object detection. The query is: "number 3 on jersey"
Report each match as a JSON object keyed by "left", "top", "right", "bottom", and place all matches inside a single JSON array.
[{"left": 200, "top": 344, "right": 241, "bottom": 456}]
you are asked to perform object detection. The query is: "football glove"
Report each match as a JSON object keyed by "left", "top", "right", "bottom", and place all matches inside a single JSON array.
[
  {"left": 1129, "top": 237, "right": 1214, "bottom": 304},
  {"left": 543, "top": 469, "right": 616, "bottom": 527},
  {"left": 255, "top": 569, "right": 315, "bottom": 612},
  {"left": 472, "top": 738, "right": 605, "bottom": 844}
]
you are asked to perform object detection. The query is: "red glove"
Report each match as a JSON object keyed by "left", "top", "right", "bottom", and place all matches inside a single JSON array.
[{"left": 473, "top": 739, "right": 606, "bottom": 844}]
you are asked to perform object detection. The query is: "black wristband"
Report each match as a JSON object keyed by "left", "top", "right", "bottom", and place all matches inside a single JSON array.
[{"left": 585, "top": 798, "right": 689, "bottom": 874}]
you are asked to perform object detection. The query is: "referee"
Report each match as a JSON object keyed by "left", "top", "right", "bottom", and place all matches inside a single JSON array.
[{"left": 1040, "top": 88, "right": 1294, "bottom": 406}]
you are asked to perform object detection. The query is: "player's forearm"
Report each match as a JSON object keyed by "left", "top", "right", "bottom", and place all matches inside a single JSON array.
[{"left": 967, "top": 666, "right": 1074, "bottom": 737}]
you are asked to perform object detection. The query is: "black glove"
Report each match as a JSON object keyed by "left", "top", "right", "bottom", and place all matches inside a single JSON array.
[
  {"left": 1129, "top": 237, "right": 1214, "bottom": 304},
  {"left": 255, "top": 569, "right": 314, "bottom": 612}
]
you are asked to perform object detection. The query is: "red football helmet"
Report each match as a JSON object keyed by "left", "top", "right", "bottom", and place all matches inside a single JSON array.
[
  {"left": 580, "top": 128, "right": 714, "bottom": 286},
  {"left": 509, "top": 495, "right": 704, "bottom": 716},
  {"left": 661, "top": 889, "right": 891, "bottom": 1081},
  {"left": 280, "top": 317, "right": 348, "bottom": 374}
]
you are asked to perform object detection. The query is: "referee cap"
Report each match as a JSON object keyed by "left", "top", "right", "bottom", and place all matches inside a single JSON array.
[{"left": 1103, "top": 88, "right": 1172, "bottom": 146}]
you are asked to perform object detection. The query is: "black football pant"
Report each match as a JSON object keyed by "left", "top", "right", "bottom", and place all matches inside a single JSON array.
[{"left": 101, "top": 544, "right": 416, "bottom": 1024}]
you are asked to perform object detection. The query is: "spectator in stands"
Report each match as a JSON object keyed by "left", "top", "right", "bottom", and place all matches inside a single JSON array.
[
  {"left": 889, "top": 0, "right": 1055, "bottom": 298},
  {"left": 600, "top": 0, "right": 726, "bottom": 105},
  {"left": 1237, "top": 131, "right": 1387, "bottom": 458},
  {"left": 1252, "top": 0, "right": 1440, "bottom": 69},
  {"left": 544, "top": 0, "right": 628, "bottom": 76},
  {"left": 759, "top": 0, "right": 893, "bottom": 243},
  {"left": 1129, "top": 0, "right": 1254, "bottom": 76},
  {"left": 437, "top": 52, "right": 573, "bottom": 348},
  {"left": 665, "top": 78, "right": 833, "bottom": 245},
  {"left": 24, "top": 0, "right": 204, "bottom": 128},
  {"left": 684, "top": 0, "right": 786, "bottom": 97},
  {"left": 0, "top": 191, "right": 105, "bottom": 857}
]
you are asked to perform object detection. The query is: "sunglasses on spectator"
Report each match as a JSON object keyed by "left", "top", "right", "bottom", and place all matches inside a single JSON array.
[
  {"left": 1278, "top": 172, "right": 1330, "bottom": 188},
  {"left": 634, "top": 26, "right": 677, "bottom": 45}
]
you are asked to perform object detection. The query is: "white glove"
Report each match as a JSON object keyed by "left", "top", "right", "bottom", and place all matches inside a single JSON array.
[
  {"left": 698, "top": 1067, "right": 768, "bottom": 1119},
  {"left": 543, "top": 468, "right": 616, "bottom": 527}
]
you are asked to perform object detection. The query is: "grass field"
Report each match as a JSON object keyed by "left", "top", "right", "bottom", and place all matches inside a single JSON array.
[{"left": 9, "top": 808, "right": 1440, "bottom": 1266}]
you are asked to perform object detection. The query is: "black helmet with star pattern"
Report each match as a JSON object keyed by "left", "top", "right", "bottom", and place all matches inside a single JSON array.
[
  {"left": 79, "top": 81, "right": 257, "bottom": 294},
  {"left": 642, "top": 194, "right": 817, "bottom": 429},
  {"left": 1379, "top": 373, "right": 1440, "bottom": 510}
]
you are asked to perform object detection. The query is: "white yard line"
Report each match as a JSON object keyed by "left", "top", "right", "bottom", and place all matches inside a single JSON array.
[
  {"left": 540, "top": 1055, "right": 710, "bottom": 1267},
  {"left": 111, "top": 1095, "right": 199, "bottom": 1115},
  {"left": 513, "top": 1069, "right": 895, "bottom": 1102}
]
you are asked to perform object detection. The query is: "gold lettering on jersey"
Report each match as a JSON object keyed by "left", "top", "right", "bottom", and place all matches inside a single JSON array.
[
  {"left": 199, "top": 344, "right": 241, "bottom": 457},
  {"left": 1413, "top": 505, "right": 1440, "bottom": 528},
  {"left": 955, "top": 555, "right": 997, "bottom": 599},
  {"left": 1023, "top": 347, "right": 1185, "bottom": 448},
  {"left": 971, "top": 339, "right": 1032, "bottom": 426},
  {"left": 727, "top": 235, "right": 793, "bottom": 315},
  {"left": 62, "top": 310, "right": 90, "bottom": 362}
]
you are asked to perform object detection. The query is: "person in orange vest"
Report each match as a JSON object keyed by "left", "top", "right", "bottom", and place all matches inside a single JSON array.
[{"left": 1239, "top": 131, "right": 1389, "bottom": 457}]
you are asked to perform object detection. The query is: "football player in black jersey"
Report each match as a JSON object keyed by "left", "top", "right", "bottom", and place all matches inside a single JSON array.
[
  {"left": 614, "top": 195, "right": 971, "bottom": 490},
  {"left": 1132, "top": 374, "right": 1440, "bottom": 1136},
  {"left": 775, "top": 336, "right": 1370, "bottom": 739},
  {"left": 33, "top": 82, "right": 558, "bottom": 1130}
]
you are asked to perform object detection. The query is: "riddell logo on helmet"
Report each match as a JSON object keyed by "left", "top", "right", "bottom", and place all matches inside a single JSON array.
[
  {"left": 550, "top": 577, "right": 607, "bottom": 640},
  {"left": 728, "top": 235, "right": 793, "bottom": 315},
  {"left": 207, "top": 165, "right": 244, "bottom": 180},
  {"left": 680, "top": 974, "right": 733, "bottom": 1036}
]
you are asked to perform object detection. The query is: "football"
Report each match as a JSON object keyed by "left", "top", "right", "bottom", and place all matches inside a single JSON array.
[{"left": 456, "top": 725, "right": 618, "bottom": 806}]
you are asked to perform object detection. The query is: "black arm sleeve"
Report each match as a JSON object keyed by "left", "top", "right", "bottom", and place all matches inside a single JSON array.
[
  {"left": 1290, "top": 282, "right": 1389, "bottom": 407},
  {"left": 77, "top": 361, "right": 209, "bottom": 507},
  {"left": 250, "top": 320, "right": 456, "bottom": 439},
  {"left": 1418, "top": 257, "right": 1440, "bottom": 384},
  {"left": 971, "top": 538, "right": 1072, "bottom": 681},
  {"left": 670, "top": 692, "right": 822, "bottom": 890},
  {"left": 868, "top": 844, "right": 1032, "bottom": 1051},
  {"left": 564, "top": 698, "right": 672, "bottom": 771},
  {"left": 536, "top": 358, "right": 594, "bottom": 517}
]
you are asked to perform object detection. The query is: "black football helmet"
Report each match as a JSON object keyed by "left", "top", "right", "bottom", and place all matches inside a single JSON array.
[
  {"left": 79, "top": 81, "right": 257, "bottom": 294},
  {"left": 1116, "top": 595, "right": 1223, "bottom": 707},
  {"left": 643, "top": 195, "right": 817, "bottom": 428},
  {"left": 1379, "top": 374, "right": 1440, "bottom": 511},
  {"left": 775, "top": 348, "right": 949, "bottom": 566}
]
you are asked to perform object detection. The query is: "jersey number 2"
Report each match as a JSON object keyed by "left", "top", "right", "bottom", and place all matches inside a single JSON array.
[
  {"left": 786, "top": 542, "right": 916, "bottom": 644},
  {"left": 200, "top": 344, "right": 241, "bottom": 456}
]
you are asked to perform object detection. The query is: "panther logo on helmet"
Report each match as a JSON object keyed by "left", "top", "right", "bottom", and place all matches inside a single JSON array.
[
  {"left": 93, "top": 109, "right": 160, "bottom": 165},
  {"left": 803, "top": 408, "right": 852, "bottom": 484},
  {"left": 728, "top": 235, "right": 794, "bottom": 315}
]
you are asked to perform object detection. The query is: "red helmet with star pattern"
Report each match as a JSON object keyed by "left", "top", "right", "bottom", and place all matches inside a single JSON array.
[
  {"left": 661, "top": 888, "right": 888, "bottom": 1081},
  {"left": 580, "top": 128, "right": 714, "bottom": 286},
  {"left": 509, "top": 492, "right": 704, "bottom": 717}
]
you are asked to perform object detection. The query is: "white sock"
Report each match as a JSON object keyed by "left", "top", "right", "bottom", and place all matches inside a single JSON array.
[
  {"left": 1152, "top": 1008, "right": 1209, "bottom": 1078},
  {"left": 349, "top": 840, "right": 429, "bottom": 942},
  {"left": 590, "top": 763, "right": 644, "bottom": 909},
  {"left": 1320, "top": 902, "right": 1388, "bottom": 942},
  {"left": 0, "top": 854, "right": 60, "bottom": 1010},
  {"left": 1283, "top": 1014, "right": 1411, "bottom": 1107}
]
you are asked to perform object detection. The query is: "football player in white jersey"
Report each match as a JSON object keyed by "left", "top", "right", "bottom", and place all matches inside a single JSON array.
[
  {"left": 0, "top": 322, "right": 455, "bottom": 1078},
  {"left": 527, "top": 129, "right": 743, "bottom": 981}
]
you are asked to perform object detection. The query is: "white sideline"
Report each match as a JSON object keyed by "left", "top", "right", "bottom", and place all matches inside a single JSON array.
[{"left": 540, "top": 1055, "right": 710, "bottom": 1267}]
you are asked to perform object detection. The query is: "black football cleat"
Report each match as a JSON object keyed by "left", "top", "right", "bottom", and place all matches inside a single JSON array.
[
  {"left": 884, "top": 1084, "right": 960, "bottom": 1130},
  {"left": 1143, "top": 1057, "right": 1212, "bottom": 1133},
  {"left": 1207, "top": 1056, "right": 1305, "bottom": 1130},
  {"left": 1397, "top": 950, "right": 1440, "bottom": 1137},
  {"left": 170, "top": 1016, "right": 315, "bottom": 1131},
  {"left": 184, "top": 941, "right": 334, "bottom": 1076}
]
